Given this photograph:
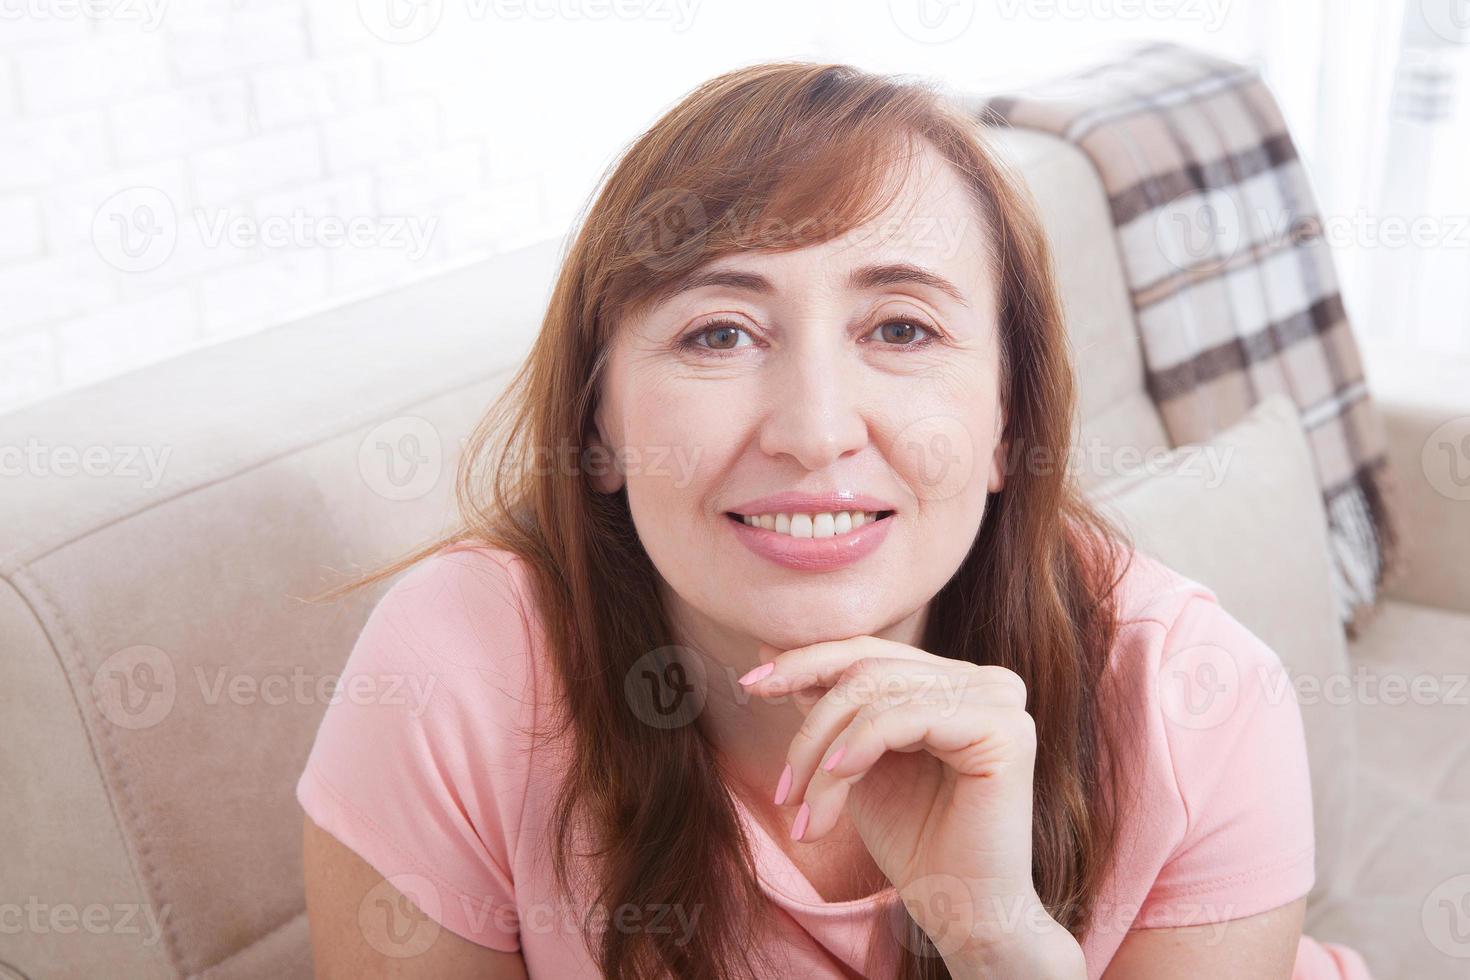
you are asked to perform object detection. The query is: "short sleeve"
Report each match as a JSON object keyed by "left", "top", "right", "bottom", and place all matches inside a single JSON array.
[
  {"left": 1136, "top": 594, "right": 1316, "bottom": 928},
  {"left": 296, "top": 547, "right": 537, "bottom": 952}
]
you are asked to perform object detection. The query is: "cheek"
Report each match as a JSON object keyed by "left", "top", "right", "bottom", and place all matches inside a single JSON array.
[
  {"left": 616, "top": 370, "right": 749, "bottom": 510},
  {"left": 878, "top": 368, "right": 1000, "bottom": 511}
]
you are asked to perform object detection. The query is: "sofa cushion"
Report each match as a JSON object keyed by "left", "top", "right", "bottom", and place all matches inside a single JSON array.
[
  {"left": 1089, "top": 393, "right": 1354, "bottom": 907},
  {"left": 1305, "top": 599, "right": 1470, "bottom": 979}
]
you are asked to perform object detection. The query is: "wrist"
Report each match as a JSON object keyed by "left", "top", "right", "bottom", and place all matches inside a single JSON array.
[{"left": 941, "top": 893, "right": 1086, "bottom": 980}]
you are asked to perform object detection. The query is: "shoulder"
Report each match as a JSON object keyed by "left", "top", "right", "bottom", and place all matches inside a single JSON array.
[
  {"left": 1107, "top": 547, "right": 1290, "bottom": 697},
  {"left": 341, "top": 542, "right": 550, "bottom": 733},
  {"left": 365, "top": 543, "right": 541, "bottom": 670}
]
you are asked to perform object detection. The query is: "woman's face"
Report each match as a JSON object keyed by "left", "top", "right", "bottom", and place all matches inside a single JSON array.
[{"left": 592, "top": 142, "right": 1008, "bottom": 651}]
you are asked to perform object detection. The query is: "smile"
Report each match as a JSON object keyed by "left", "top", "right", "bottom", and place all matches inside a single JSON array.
[
  {"left": 725, "top": 510, "right": 895, "bottom": 538},
  {"left": 724, "top": 508, "right": 896, "bottom": 571}
]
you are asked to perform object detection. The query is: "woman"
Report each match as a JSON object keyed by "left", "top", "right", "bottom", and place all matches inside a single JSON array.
[{"left": 298, "top": 62, "right": 1331, "bottom": 978}]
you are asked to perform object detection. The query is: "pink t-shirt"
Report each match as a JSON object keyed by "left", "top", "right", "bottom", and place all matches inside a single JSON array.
[{"left": 296, "top": 543, "right": 1371, "bottom": 979}]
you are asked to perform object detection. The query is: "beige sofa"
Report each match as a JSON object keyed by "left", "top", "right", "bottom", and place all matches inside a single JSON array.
[{"left": 2, "top": 125, "right": 1468, "bottom": 980}]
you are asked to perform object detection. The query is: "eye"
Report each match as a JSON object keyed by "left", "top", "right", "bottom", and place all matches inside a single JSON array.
[
  {"left": 867, "top": 317, "right": 933, "bottom": 347},
  {"left": 679, "top": 319, "right": 755, "bottom": 352}
]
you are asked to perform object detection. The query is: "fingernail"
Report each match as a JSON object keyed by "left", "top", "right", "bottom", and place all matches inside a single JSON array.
[
  {"left": 821, "top": 745, "right": 845, "bottom": 772},
  {"left": 737, "top": 661, "right": 775, "bottom": 686},
  {"left": 773, "top": 763, "right": 792, "bottom": 806},
  {"left": 790, "top": 802, "right": 810, "bottom": 841}
]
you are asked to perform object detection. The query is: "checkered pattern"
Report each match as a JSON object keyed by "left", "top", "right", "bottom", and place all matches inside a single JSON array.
[{"left": 977, "top": 41, "right": 1399, "bottom": 633}]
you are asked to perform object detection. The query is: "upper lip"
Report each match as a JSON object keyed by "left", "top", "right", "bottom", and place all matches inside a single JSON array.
[{"left": 726, "top": 490, "right": 897, "bottom": 516}]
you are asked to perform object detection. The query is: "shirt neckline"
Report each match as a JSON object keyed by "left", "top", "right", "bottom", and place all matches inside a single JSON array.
[{"left": 727, "top": 783, "right": 900, "bottom": 918}]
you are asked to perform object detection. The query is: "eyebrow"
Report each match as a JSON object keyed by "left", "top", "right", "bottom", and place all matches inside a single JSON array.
[{"left": 666, "top": 261, "right": 971, "bottom": 308}]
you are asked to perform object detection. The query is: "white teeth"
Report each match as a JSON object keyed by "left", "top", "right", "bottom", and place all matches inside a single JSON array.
[{"left": 736, "top": 510, "right": 885, "bottom": 538}]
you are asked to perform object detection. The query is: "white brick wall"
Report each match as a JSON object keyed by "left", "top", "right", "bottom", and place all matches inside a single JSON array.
[
  {"left": 0, "top": 0, "right": 878, "bottom": 414},
  {"left": 0, "top": 0, "right": 585, "bottom": 415}
]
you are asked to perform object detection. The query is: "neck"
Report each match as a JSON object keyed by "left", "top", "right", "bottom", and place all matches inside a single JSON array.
[{"left": 658, "top": 578, "right": 930, "bottom": 810}]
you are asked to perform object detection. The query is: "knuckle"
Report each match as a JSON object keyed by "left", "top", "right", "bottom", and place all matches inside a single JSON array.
[{"left": 981, "top": 665, "right": 1029, "bottom": 705}]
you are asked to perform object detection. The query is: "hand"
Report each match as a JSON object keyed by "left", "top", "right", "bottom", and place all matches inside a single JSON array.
[{"left": 739, "top": 635, "right": 1078, "bottom": 969}]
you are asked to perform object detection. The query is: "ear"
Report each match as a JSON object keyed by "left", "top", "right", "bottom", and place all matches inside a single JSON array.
[
  {"left": 987, "top": 408, "right": 1007, "bottom": 494},
  {"left": 586, "top": 404, "right": 625, "bottom": 495}
]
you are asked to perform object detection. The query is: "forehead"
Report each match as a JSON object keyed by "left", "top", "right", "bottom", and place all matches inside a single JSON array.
[{"left": 686, "top": 141, "right": 992, "bottom": 301}]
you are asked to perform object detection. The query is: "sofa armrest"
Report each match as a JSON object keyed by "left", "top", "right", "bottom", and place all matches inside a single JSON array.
[{"left": 1365, "top": 343, "right": 1470, "bottom": 613}]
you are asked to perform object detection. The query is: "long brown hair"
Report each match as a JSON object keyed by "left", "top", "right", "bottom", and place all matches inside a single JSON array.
[{"left": 313, "top": 62, "right": 1135, "bottom": 979}]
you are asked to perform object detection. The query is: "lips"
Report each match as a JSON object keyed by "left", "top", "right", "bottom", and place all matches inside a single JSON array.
[{"left": 723, "top": 492, "right": 897, "bottom": 571}]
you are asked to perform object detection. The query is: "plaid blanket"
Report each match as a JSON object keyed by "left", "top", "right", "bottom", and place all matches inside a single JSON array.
[{"left": 976, "top": 41, "right": 1400, "bottom": 635}]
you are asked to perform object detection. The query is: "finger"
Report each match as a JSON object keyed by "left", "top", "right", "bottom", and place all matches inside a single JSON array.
[
  {"left": 776, "top": 657, "right": 926, "bottom": 807},
  {"left": 743, "top": 636, "right": 963, "bottom": 699},
  {"left": 797, "top": 698, "right": 1035, "bottom": 843}
]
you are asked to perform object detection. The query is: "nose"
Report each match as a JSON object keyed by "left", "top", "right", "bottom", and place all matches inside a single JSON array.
[{"left": 757, "top": 333, "right": 869, "bottom": 470}]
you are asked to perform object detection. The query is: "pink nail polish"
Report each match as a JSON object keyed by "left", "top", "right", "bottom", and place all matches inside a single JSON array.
[
  {"left": 790, "top": 802, "right": 810, "bottom": 841},
  {"left": 822, "top": 745, "right": 845, "bottom": 772},
  {"left": 737, "top": 661, "right": 775, "bottom": 686},
  {"left": 773, "top": 763, "right": 792, "bottom": 805}
]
